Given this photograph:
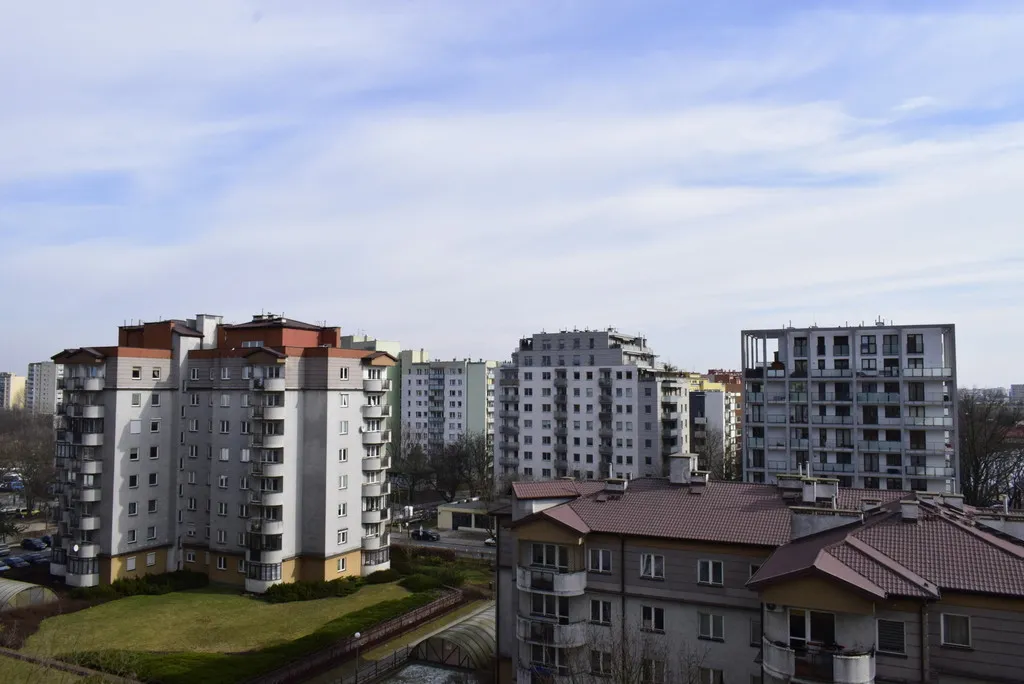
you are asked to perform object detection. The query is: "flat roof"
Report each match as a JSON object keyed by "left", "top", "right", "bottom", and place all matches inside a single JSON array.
[{"left": 438, "top": 500, "right": 492, "bottom": 513}]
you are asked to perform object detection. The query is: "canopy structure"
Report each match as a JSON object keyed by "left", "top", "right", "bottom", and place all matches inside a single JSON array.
[
  {"left": 413, "top": 605, "right": 496, "bottom": 671},
  {"left": 0, "top": 578, "right": 58, "bottom": 612}
]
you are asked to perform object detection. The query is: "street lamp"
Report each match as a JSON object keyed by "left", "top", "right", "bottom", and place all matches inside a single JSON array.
[{"left": 353, "top": 631, "right": 361, "bottom": 684}]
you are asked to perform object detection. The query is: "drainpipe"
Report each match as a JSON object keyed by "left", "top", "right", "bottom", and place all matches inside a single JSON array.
[{"left": 920, "top": 602, "right": 930, "bottom": 683}]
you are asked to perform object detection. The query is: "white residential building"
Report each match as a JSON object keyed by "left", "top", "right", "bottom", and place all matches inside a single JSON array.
[
  {"left": 741, "top": 322, "right": 958, "bottom": 491},
  {"left": 495, "top": 329, "right": 688, "bottom": 482},
  {"left": 401, "top": 357, "right": 497, "bottom": 451},
  {"left": 26, "top": 361, "right": 63, "bottom": 414},
  {"left": 51, "top": 314, "right": 394, "bottom": 592}
]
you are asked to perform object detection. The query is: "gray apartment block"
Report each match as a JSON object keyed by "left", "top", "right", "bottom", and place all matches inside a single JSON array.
[
  {"left": 401, "top": 358, "right": 497, "bottom": 451},
  {"left": 741, "top": 323, "right": 958, "bottom": 492},
  {"left": 494, "top": 329, "right": 688, "bottom": 482}
]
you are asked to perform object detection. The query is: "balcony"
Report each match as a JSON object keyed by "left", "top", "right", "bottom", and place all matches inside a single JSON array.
[
  {"left": 250, "top": 460, "right": 286, "bottom": 478},
  {"left": 598, "top": 444, "right": 612, "bottom": 457},
  {"left": 515, "top": 566, "right": 587, "bottom": 596},
  {"left": 361, "top": 481, "right": 390, "bottom": 497},
  {"left": 554, "top": 376, "right": 567, "bottom": 388},
  {"left": 363, "top": 378, "right": 392, "bottom": 393},
  {"left": 906, "top": 392, "right": 951, "bottom": 404},
  {"left": 499, "top": 377, "right": 519, "bottom": 386},
  {"left": 859, "top": 441, "right": 903, "bottom": 453},
  {"left": 767, "top": 394, "right": 788, "bottom": 403},
  {"left": 65, "top": 570, "right": 99, "bottom": 588},
  {"left": 516, "top": 616, "right": 587, "bottom": 647},
  {"left": 360, "top": 404, "right": 391, "bottom": 419},
  {"left": 767, "top": 441, "right": 788, "bottom": 450},
  {"left": 903, "top": 416, "right": 953, "bottom": 427},
  {"left": 762, "top": 638, "right": 875, "bottom": 684},
  {"left": 362, "top": 456, "right": 385, "bottom": 471},
  {"left": 599, "top": 393, "right": 612, "bottom": 405},
  {"left": 250, "top": 490, "right": 286, "bottom": 507},
  {"left": 70, "top": 405, "right": 104, "bottom": 419},
  {"left": 766, "top": 415, "right": 788, "bottom": 424},
  {"left": 79, "top": 487, "right": 102, "bottom": 503},
  {"left": 792, "top": 438, "right": 810, "bottom": 449},
  {"left": 70, "top": 542, "right": 99, "bottom": 559},
  {"left": 811, "top": 369, "right": 853, "bottom": 378},
  {"left": 252, "top": 405, "right": 287, "bottom": 421},
  {"left": 80, "top": 459, "right": 103, "bottom": 475},
  {"left": 499, "top": 441, "right": 520, "bottom": 451},
  {"left": 767, "top": 368, "right": 787, "bottom": 379},
  {"left": 361, "top": 429, "right": 391, "bottom": 445},
  {"left": 813, "top": 442, "right": 855, "bottom": 451},
  {"left": 499, "top": 456, "right": 519, "bottom": 467},
  {"left": 789, "top": 392, "right": 809, "bottom": 403},
  {"left": 598, "top": 377, "right": 612, "bottom": 389},
  {"left": 249, "top": 518, "right": 285, "bottom": 535},
  {"left": 833, "top": 345, "right": 851, "bottom": 356},
  {"left": 500, "top": 407, "right": 519, "bottom": 419},
  {"left": 856, "top": 392, "right": 900, "bottom": 404},
  {"left": 815, "top": 393, "right": 854, "bottom": 403},
  {"left": 693, "top": 416, "right": 707, "bottom": 425},
  {"left": 904, "top": 465, "right": 955, "bottom": 478},
  {"left": 906, "top": 443, "right": 951, "bottom": 456},
  {"left": 252, "top": 376, "right": 286, "bottom": 392},
  {"left": 816, "top": 462, "right": 855, "bottom": 473},
  {"left": 78, "top": 433, "right": 104, "bottom": 447},
  {"left": 812, "top": 416, "right": 854, "bottom": 425},
  {"left": 77, "top": 377, "right": 105, "bottom": 392},
  {"left": 748, "top": 437, "right": 765, "bottom": 448},
  {"left": 499, "top": 424, "right": 520, "bottom": 436},
  {"left": 362, "top": 534, "right": 389, "bottom": 551},
  {"left": 362, "top": 508, "right": 391, "bottom": 525},
  {"left": 748, "top": 392, "right": 765, "bottom": 403},
  {"left": 902, "top": 367, "right": 953, "bottom": 378},
  {"left": 74, "top": 515, "right": 100, "bottom": 531}
]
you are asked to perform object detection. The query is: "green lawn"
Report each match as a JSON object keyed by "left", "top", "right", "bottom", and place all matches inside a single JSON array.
[
  {"left": 24, "top": 583, "right": 409, "bottom": 657},
  {"left": 0, "top": 655, "right": 84, "bottom": 684}
]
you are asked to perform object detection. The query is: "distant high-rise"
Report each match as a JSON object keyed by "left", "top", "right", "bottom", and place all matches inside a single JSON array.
[
  {"left": 401, "top": 357, "right": 497, "bottom": 451},
  {"left": 741, "top": 323, "right": 958, "bottom": 492},
  {"left": 1010, "top": 384, "right": 1024, "bottom": 404},
  {"left": 494, "top": 329, "right": 688, "bottom": 482},
  {"left": 0, "top": 372, "right": 26, "bottom": 410},
  {"left": 26, "top": 361, "right": 63, "bottom": 414}
]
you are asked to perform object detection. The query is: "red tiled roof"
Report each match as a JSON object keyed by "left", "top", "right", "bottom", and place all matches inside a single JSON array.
[{"left": 511, "top": 480, "right": 604, "bottom": 500}]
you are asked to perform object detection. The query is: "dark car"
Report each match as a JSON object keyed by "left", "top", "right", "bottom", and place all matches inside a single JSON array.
[
  {"left": 25, "top": 551, "right": 50, "bottom": 565},
  {"left": 41, "top": 535, "right": 53, "bottom": 547},
  {"left": 21, "top": 538, "right": 46, "bottom": 551},
  {"left": 5, "top": 556, "right": 30, "bottom": 568},
  {"left": 410, "top": 529, "right": 441, "bottom": 542}
]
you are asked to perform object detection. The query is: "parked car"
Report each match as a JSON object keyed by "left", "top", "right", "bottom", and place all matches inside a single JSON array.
[
  {"left": 410, "top": 528, "right": 441, "bottom": 542},
  {"left": 484, "top": 537, "right": 497, "bottom": 547},
  {"left": 25, "top": 551, "right": 50, "bottom": 565},
  {"left": 5, "top": 556, "right": 30, "bottom": 568},
  {"left": 41, "top": 535, "right": 53, "bottom": 547},
  {"left": 21, "top": 538, "right": 46, "bottom": 551}
]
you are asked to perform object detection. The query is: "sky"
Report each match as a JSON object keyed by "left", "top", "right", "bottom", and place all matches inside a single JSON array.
[{"left": 2, "top": 1, "right": 1023, "bottom": 387}]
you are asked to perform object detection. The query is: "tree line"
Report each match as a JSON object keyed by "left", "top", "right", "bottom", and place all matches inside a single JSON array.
[
  {"left": 387, "top": 431, "right": 495, "bottom": 503},
  {"left": 0, "top": 408, "right": 56, "bottom": 540}
]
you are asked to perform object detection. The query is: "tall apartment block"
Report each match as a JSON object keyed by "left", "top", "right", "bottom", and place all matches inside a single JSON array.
[
  {"left": 401, "top": 357, "right": 497, "bottom": 451},
  {"left": 494, "top": 329, "right": 688, "bottom": 481},
  {"left": 0, "top": 371, "right": 26, "bottom": 409},
  {"left": 689, "top": 389, "right": 740, "bottom": 469},
  {"left": 26, "top": 361, "right": 63, "bottom": 414},
  {"left": 741, "top": 323, "right": 958, "bottom": 491},
  {"left": 50, "top": 313, "right": 395, "bottom": 592}
]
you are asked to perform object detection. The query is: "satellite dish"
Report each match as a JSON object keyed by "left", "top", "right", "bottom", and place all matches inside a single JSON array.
[{"left": 72, "top": 544, "right": 80, "bottom": 553}]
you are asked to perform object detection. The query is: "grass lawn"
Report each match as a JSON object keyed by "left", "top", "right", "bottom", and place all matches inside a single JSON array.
[
  {"left": 24, "top": 583, "right": 409, "bottom": 657},
  {"left": 0, "top": 655, "right": 83, "bottom": 683}
]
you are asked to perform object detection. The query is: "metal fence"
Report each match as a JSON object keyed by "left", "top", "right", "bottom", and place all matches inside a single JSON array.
[{"left": 331, "top": 646, "right": 414, "bottom": 684}]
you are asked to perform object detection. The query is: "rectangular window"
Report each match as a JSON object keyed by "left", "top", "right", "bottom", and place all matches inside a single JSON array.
[
  {"left": 877, "top": 619, "right": 906, "bottom": 654},
  {"left": 128, "top": 502, "right": 138, "bottom": 516},
  {"left": 238, "top": 559, "right": 246, "bottom": 573},
  {"left": 641, "top": 659, "right": 665, "bottom": 684},
  {"left": 217, "top": 556, "right": 227, "bottom": 570},
  {"left": 147, "top": 499, "right": 157, "bottom": 513},
  {"left": 127, "top": 529, "right": 137, "bottom": 544},
  {"left": 589, "top": 548, "right": 612, "bottom": 573},
  {"left": 148, "top": 473, "right": 158, "bottom": 487},
  {"left": 220, "top": 448, "right": 230, "bottom": 461},
  {"left": 128, "top": 474, "right": 139, "bottom": 488},
  {"left": 337, "top": 557, "right": 347, "bottom": 572},
  {"left": 132, "top": 366, "right": 142, "bottom": 380},
  {"left": 641, "top": 605, "right": 665, "bottom": 632},
  {"left": 190, "top": 368, "right": 199, "bottom": 381},
  {"left": 129, "top": 447, "right": 139, "bottom": 461},
  {"left": 151, "top": 393, "right": 161, "bottom": 407},
  {"left": 338, "top": 474, "right": 348, "bottom": 489},
  {"left": 185, "top": 550, "right": 196, "bottom": 563},
  {"left": 217, "top": 529, "right": 226, "bottom": 543},
  {"left": 131, "top": 392, "right": 142, "bottom": 407},
  {"left": 591, "top": 651, "right": 612, "bottom": 676},
  {"left": 220, "top": 393, "right": 230, "bottom": 407},
  {"left": 698, "top": 559, "right": 724, "bottom": 586},
  {"left": 149, "top": 445, "right": 159, "bottom": 459},
  {"left": 219, "top": 420, "right": 230, "bottom": 434},
  {"left": 221, "top": 367, "right": 230, "bottom": 380},
  {"left": 590, "top": 599, "right": 612, "bottom": 625},
  {"left": 147, "top": 526, "right": 157, "bottom": 540},
  {"left": 339, "top": 448, "right": 348, "bottom": 462},
  {"left": 640, "top": 553, "right": 664, "bottom": 579},
  {"left": 531, "top": 543, "right": 568, "bottom": 570},
  {"left": 146, "top": 552, "right": 156, "bottom": 567},
  {"left": 338, "top": 503, "right": 348, "bottom": 517},
  {"left": 337, "top": 529, "right": 348, "bottom": 545},
  {"left": 129, "top": 419, "right": 141, "bottom": 434},
  {"left": 339, "top": 367, "right": 349, "bottom": 380},
  {"left": 217, "top": 502, "right": 228, "bottom": 516},
  {"left": 218, "top": 475, "right": 228, "bottom": 489},
  {"left": 150, "top": 420, "right": 160, "bottom": 433},
  {"left": 698, "top": 612, "right": 725, "bottom": 641},
  {"left": 126, "top": 557, "right": 137, "bottom": 571},
  {"left": 340, "top": 393, "right": 349, "bottom": 407},
  {"left": 698, "top": 668, "right": 724, "bottom": 684},
  {"left": 941, "top": 613, "right": 971, "bottom": 648},
  {"left": 340, "top": 420, "right": 349, "bottom": 435}
]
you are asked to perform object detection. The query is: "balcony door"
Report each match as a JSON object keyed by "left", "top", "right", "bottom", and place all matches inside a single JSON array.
[{"left": 789, "top": 608, "right": 836, "bottom": 650}]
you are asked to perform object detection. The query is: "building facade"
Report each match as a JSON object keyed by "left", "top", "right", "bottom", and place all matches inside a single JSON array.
[
  {"left": 741, "top": 323, "right": 958, "bottom": 491},
  {"left": 26, "top": 361, "right": 63, "bottom": 414},
  {"left": 495, "top": 329, "right": 688, "bottom": 482},
  {"left": 401, "top": 357, "right": 497, "bottom": 451},
  {"left": 496, "top": 461, "right": 1024, "bottom": 684},
  {"left": 50, "top": 314, "right": 394, "bottom": 592},
  {"left": 1010, "top": 384, "right": 1024, "bottom": 404},
  {"left": 0, "top": 372, "right": 26, "bottom": 410}
]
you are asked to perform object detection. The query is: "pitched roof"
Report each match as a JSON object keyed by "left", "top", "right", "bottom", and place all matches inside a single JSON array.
[
  {"left": 224, "top": 317, "right": 325, "bottom": 331},
  {"left": 512, "top": 480, "right": 604, "bottom": 500}
]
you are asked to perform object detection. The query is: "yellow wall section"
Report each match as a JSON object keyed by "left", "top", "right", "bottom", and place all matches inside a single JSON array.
[
  {"left": 281, "top": 558, "right": 299, "bottom": 583},
  {"left": 298, "top": 550, "right": 363, "bottom": 582},
  {"left": 208, "top": 552, "right": 247, "bottom": 586},
  {"left": 104, "top": 547, "right": 171, "bottom": 583},
  {"left": 515, "top": 520, "right": 583, "bottom": 546}
]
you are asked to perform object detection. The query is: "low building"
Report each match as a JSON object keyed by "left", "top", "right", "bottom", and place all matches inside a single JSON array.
[
  {"left": 494, "top": 457, "right": 1024, "bottom": 684},
  {"left": 437, "top": 500, "right": 494, "bottom": 532}
]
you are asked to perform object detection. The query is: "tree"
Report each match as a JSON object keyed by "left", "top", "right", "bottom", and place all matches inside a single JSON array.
[
  {"left": 430, "top": 432, "right": 493, "bottom": 502},
  {"left": 388, "top": 437, "right": 434, "bottom": 504},
  {"left": 958, "top": 389, "right": 1024, "bottom": 507},
  {"left": 696, "top": 425, "right": 733, "bottom": 480},
  {"left": 554, "top": 621, "right": 709, "bottom": 683},
  {"left": 0, "top": 408, "right": 56, "bottom": 513}
]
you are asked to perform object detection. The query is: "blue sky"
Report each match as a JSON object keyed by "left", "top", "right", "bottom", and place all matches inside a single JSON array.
[{"left": 2, "top": 0, "right": 1023, "bottom": 386}]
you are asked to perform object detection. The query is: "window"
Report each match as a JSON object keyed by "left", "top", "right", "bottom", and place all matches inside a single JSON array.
[
  {"left": 147, "top": 499, "right": 157, "bottom": 513},
  {"left": 337, "top": 557, "right": 347, "bottom": 573},
  {"left": 941, "top": 613, "right": 971, "bottom": 648},
  {"left": 698, "top": 612, "right": 725, "bottom": 641},
  {"left": 129, "top": 447, "right": 139, "bottom": 461},
  {"left": 339, "top": 367, "right": 349, "bottom": 380},
  {"left": 150, "top": 420, "right": 160, "bottom": 433},
  {"left": 128, "top": 474, "right": 139, "bottom": 488},
  {"left": 216, "top": 529, "right": 226, "bottom": 543},
  {"left": 217, "top": 557, "right": 227, "bottom": 570},
  {"left": 750, "top": 618, "right": 762, "bottom": 646},
  {"left": 531, "top": 543, "right": 568, "bottom": 570},
  {"left": 339, "top": 448, "right": 348, "bottom": 462},
  {"left": 221, "top": 367, "right": 230, "bottom": 380},
  {"left": 132, "top": 366, "right": 142, "bottom": 380},
  {"left": 877, "top": 619, "right": 906, "bottom": 654},
  {"left": 238, "top": 559, "right": 246, "bottom": 573},
  {"left": 146, "top": 552, "right": 156, "bottom": 567},
  {"left": 218, "top": 476, "right": 228, "bottom": 489},
  {"left": 698, "top": 668, "right": 724, "bottom": 684},
  {"left": 149, "top": 445, "right": 159, "bottom": 459},
  {"left": 127, "top": 529, "right": 137, "bottom": 544},
  {"left": 151, "top": 393, "right": 161, "bottom": 407},
  {"left": 339, "top": 420, "right": 349, "bottom": 435},
  {"left": 190, "top": 368, "right": 199, "bottom": 381},
  {"left": 339, "top": 393, "right": 349, "bottom": 407},
  {"left": 147, "top": 526, "right": 157, "bottom": 540},
  {"left": 589, "top": 548, "right": 612, "bottom": 573},
  {"left": 220, "top": 393, "right": 230, "bottom": 407},
  {"left": 131, "top": 392, "right": 142, "bottom": 407},
  {"left": 219, "top": 447, "right": 230, "bottom": 461},
  {"left": 128, "top": 501, "right": 138, "bottom": 516},
  {"left": 217, "top": 502, "right": 228, "bottom": 516},
  {"left": 185, "top": 550, "right": 196, "bottom": 563},
  {"left": 590, "top": 599, "right": 612, "bottom": 625},
  {"left": 338, "top": 503, "right": 347, "bottom": 517},
  {"left": 640, "top": 553, "right": 664, "bottom": 580},
  {"left": 590, "top": 650, "right": 612, "bottom": 676},
  {"left": 698, "top": 559, "right": 724, "bottom": 586},
  {"left": 219, "top": 420, "right": 230, "bottom": 434},
  {"left": 338, "top": 474, "right": 348, "bottom": 489},
  {"left": 126, "top": 557, "right": 137, "bottom": 571},
  {"left": 148, "top": 473, "right": 158, "bottom": 486},
  {"left": 337, "top": 529, "right": 348, "bottom": 545},
  {"left": 129, "top": 419, "right": 141, "bottom": 434},
  {"left": 641, "top": 605, "right": 665, "bottom": 632},
  {"left": 641, "top": 659, "right": 665, "bottom": 684}
]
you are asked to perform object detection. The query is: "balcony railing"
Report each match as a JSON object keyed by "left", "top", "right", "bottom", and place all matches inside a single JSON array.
[
  {"left": 763, "top": 639, "right": 875, "bottom": 684},
  {"left": 816, "top": 462, "right": 855, "bottom": 473},
  {"left": 856, "top": 392, "right": 900, "bottom": 404},
  {"left": 859, "top": 441, "right": 903, "bottom": 452},
  {"left": 811, "top": 369, "right": 853, "bottom": 378},
  {"left": 516, "top": 616, "right": 587, "bottom": 647},
  {"left": 812, "top": 415, "right": 854, "bottom": 425},
  {"left": 748, "top": 393, "right": 765, "bottom": 403},
  {"left": 833, "top": 345, "right": 851, "bottom": 356},
  {"left": 815, "top": 393, "right": 854, "bottom": 402},
  {"left": 515, "top": 566, "right": 587, "bottom": 596},
  {"left": 789, "top": 392, "right": 808, "bottom": 402},
  {"left": 767, "top": 394, "right": 788, "bottom": 403},
  {"left": 904, "top": 465, "right": 955, "bottom": 477},
  {"left": 902, "top": 367, "right": 952, "bottom": 378},
  {"left": 812, "top": 442, "right": 855, "bottom": 451},
  {"left": 904, "top": 416, "right": 953, "bottom": 427}
]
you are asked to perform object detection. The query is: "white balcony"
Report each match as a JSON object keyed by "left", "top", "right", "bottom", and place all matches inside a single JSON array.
[
  {"left": 904, "top": 416, "right": 953, "bottom": 427},
  {"left": 80, "top": 405, "right": 105, "bottom": 419},
  {"left": 362, "top": 456, "right": 383, "bottom": 471},
  {"left": 361, "top": 429, "right": 391, "bottom": 446},
  {"left": 80, "top": 433, "right": 104, "bottom": 447},
  {"left": 81, "top": 377, "right": 105, "bottom": 392},
  {"left": 761, "top": 638, "right": 875, "bottom": 684},
  {"left": 249, "top": 518, "right": 285, "bottom": 535},
  {"left": 362, "top": 534, "right": 389, "bottom": 551},
  {"left": 516, "top": 616, "right": 588, "bottom": 647},
  {"left": 252, "top": 405, "right": 287, "bottom": 421},
  {"left": 516, "top": 566, "right": 587, "bottom": 596},
  {"left": 902, "top": 367, "right": 952, "bottom": 378},
  {"left": 65, "top": 572, "right": 99, "bottom": 588},
  {"left": 80, "top": 460, "right": 102, "bottom": 475},
  {"left": 363, "top": 378, "right": 392, "bottom": 393},
  {"left": 49, "top": 561, "right": 66, "bottom": 577},
  {"left": 252, "top": 377, "right": 286, "bottom": 392},
  {"left": 79, "top": 487, "right": 101, "bottom": 503},
  {"left": 362, "top": 508, "right": 390, "bottom": 525},
  {"left": 250, "top": 460, "right": 286, "bottom": 478},
  {"left": 361, "top": 404, "right": 391, "bottom": 419},
  {"left": 71, "top": 542, "right": 99, "bottom": 559},
  {"left": 361, "top": 482, "right": 386, "bottom": 498}
]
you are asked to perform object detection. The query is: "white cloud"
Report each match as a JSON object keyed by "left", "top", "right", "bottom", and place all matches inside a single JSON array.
[{"left": 1, "top": 2, "right": 1024, "bottom": 385}]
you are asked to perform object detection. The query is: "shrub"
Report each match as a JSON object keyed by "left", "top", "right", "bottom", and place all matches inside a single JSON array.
[
  {"left": 69, "top": 571, "right": 207, "bottom": 601},
  {"left": 398, "top": 574, "right": 443, "bottom": 592},
  {"left": 416, "top": 565, "right": 466, "bottom": 588},
  {"left": 263, "top": 577, "right": 363, "bottom": 604},
  {"left": 409, "top": 547, "right": 457, "bottom": 563},
  {"left": 364, "top": 568, "right": 401, "bottom": 584}
]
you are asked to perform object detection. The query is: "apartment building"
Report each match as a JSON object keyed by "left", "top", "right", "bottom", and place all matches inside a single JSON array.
[
  {"left": 690, "top": 389, "right": 740, "bottom": 474},
  {"left": 401, "top": 357, "right": 497, "bottom": 451},
  {"left": 50, "top": 313, "right": 395, "bottom": 593},
  {"left": 495, "top": 459, "right": 1024, "bottom": 684},
  {"left": 0, "top": 371, "right": 26, "bottom": 409},
  {"left": 741, "top": 323, "right": 958, "bottom": 492},
  {"left": 1010, "top": 384, "right": 1024, "bottom": 404},
  {"left": 339, "top": 336, "right": 406, "bottom": 447},
  {"left": 26, "top": 361, "right": 63, "bottom": 414},
  {"left": 494, "top": 329, "right": 688, "bottom": 482}
]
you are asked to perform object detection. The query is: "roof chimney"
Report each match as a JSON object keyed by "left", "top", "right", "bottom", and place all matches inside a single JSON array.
[
  {"left": 801, "top": 478, "right": 839, "bottom": 507},
  {"left": 689, "top": 470, "right": 709, "bottom": 494},
  {"left": 861, "top": 498, "right": 882, "bottom": 514},
  {"left": 941, "top": 493, "right": 964, "bottom": 510},
  {"left": 901, "top": 500, "right": 920, "bottom": 523},
  {"left": 604, "top": 478, "right": 628, "bottom": 494},
  {"left": 668, "top": 453, "right": 695, "bottom": 485}
]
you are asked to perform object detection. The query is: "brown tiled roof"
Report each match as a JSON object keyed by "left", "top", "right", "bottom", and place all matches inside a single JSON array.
[
  {"left": 512, "top": 480, "right": 604, "bottom": 500},
  {"left": 225, "top": 317, "right": 324, "bottom": 331}
]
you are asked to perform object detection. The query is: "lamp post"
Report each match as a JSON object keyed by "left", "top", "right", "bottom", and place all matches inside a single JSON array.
[{"left": 353, "top": 631, "right": 361, "bottom": 684}]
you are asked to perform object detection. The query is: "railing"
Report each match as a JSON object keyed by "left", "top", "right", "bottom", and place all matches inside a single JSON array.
[
  {"left": 767, "top": 368, "right": 786, "bottom": 378},
  {"left": 789, "top": 392, "right": 808, "bottom": 402},
  {"left": 516, "top": 566, "right": 587, "bottom": 595},
  {"left": 904, "top": 465, "right": 955, "bottom": 477},
  {"left": 857, "top": 392, "right": 901, "bottom": 403},
  {"left": 903, "top": 367, "right": 952, "bottom": 377},
  {"left": 811, "top": 369, "right": 853, "bottom": 378},
  {"left": 767, "top": 394, "right": 788, "bottom": 403},
  {"left": 859, "top": 441, "right": 903, "bottom": 452},
  {"left": 833, "top": 345, "right": 851, "bottom": 356},
  {"left": 767, "top": 460, "right": 790, "bottom": 471},
  {"left": 812, "top": 415, "right": 854, "bottom": 425},
  {"left": 748, "top": 392, "right": 765, "bottom": 403},
  {"left": 815, "top": 393, "right": 854, "bottom": 402},
  {"left": 816, "top": 462, "right": 855, "bottom": 473},
  {"left": 813, "top": 442, "right": 855, "bottom": 450},
  {"left": 747, "top": 437, "right": 765, "bottom": 448},
  {"left": 767, "top": 415, "right": 788, "bottom": 424},
  {"left": 904, "top": 416, "right": 953, "bottom": 427}
]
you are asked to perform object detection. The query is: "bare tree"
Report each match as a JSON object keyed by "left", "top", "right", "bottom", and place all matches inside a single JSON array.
[
  {"left": 696, "top": 425, "right": 738, "bottom": 481},
  {"left": 430, "top": 432, "right": 492, "bottom": 502},
  {"left": 958, "top": 389, "right": 1024, "bottom": 507},
  {"left": 387, "top": 436, "right": 434, "bottom": 504},
  {"left": 554, "top": 622, "right": 709, "bottom": 684},
  {"left": 0, "top": 408, "right": 56, "bottom": 512}
]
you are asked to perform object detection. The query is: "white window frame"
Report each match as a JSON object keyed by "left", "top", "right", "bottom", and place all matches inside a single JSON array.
[
  {"left": 337, "top": 529, "right": 348, "bottom": 545},
  {"left": 127, "top": 529, "right": 137, "bottom": 544},
  {"left": 217, "top": 556, "right": 227, "bottom": 570},
  {"left": 337, "top": 557, "right": 347, "bottom": 572},
  {"left": 698, "top": 612, "right": 725, "bottom": 641},
  {"left": 698, "top": 559, "right": 724, "bottom": 586},
  {"left": 128, "top": 501, "right": 138, "bottom": 516},
  {"left": 640, "top": 553, "right": 665, "bottom": 580},
  {"left": 339, "top": 420, "right": 349, "bottom": 435},
  {"left": 147, "top": 526, "right": 157, "bottom": 540},
  {"left": 590, "top": 599, "right": 612, "bottom": 625},
  {"left": 126, "top": 556, "right": 137, "bottom": 571},
  {"left": 146, "top": 552, "right": 156, "bottom": 567},
  {"left": 588, "top": 548, "right": 612, "bottom": 573},
  {"left": 641, "top": 605, "right": 665, "bottom": 633},
  {"left": 185, "top": 550, "right": 196, "bottom": 563},
  {"left": 339, "top": 393, "right": 349, "bottom": 407},
  {"left": 940, "top": 613, "right": 972, "bottom": 648},
  {"left": 131, "top": 392, "right": 142, "bottom": 407}
]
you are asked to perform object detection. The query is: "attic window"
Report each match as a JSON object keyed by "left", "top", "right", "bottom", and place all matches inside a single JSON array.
[{"left": 241, "top": 341, "right": 263, "bottom": 348}]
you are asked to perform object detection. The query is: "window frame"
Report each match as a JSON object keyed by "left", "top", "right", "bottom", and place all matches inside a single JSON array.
[
  {"left": 588, "top": 548, "right": 612, "bottom": 574},
  {"left": 698, "top": 559, "right": 725, "bottom": 586},
  {"left": 641, "top": 605, "right": 665, "bottom": 633},
  {"left": 640, "top": 552, "right": 665, "bottom": 580},
  {"left": 876, "top": 618, "right": 906, "bottom": 655},
  {"left": 940, "top": 613, "right": 972, "bottom": 648},
  {"left": 698, "top": 612, "right": 725, "bottom": 642}
]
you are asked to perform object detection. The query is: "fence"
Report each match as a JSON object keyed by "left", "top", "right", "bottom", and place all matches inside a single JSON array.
[
  {"left": 0, "top": 645, "right": 143, "bottom": 684},
  {"left": 331, "top": 645, "right": 414, "bottom": 684},
  {"left": 247, "top": 590, "right": 464, "bottom": 684},
  {"left": 393, "top": 542, "right": 495, "bottom": 563}
]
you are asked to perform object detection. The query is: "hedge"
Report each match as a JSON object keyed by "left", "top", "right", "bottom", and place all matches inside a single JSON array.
[
  {"left": 262, "top": 576, "right": 362, "bottom": 603},
  {"left": 397, "top": 574, "right": 443, "bottom": 592},
  {"left": 63, "top": 590, "right": 443, "bottom": 684},
  {"left": 69, "top": 571, "right": 208, "bottom": 600}
]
